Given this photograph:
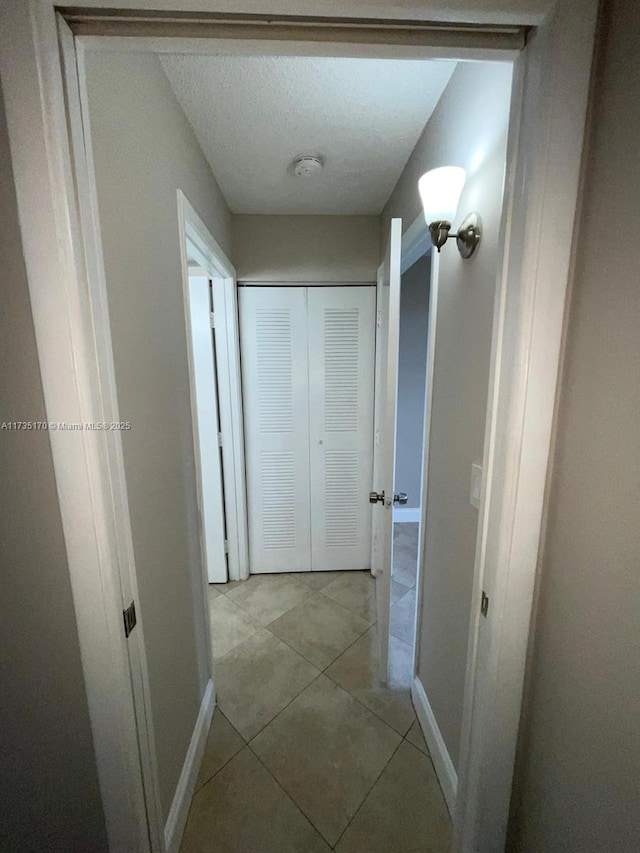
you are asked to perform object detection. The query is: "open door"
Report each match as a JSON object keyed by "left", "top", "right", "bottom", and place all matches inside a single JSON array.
[
  {"left": 372, "top": 218, "right": 403, "bottom": 682},
  {"left": 187, "top": 273, "right": 228, "bottom": 583}
]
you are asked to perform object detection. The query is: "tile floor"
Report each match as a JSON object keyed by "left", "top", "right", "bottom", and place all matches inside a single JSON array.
[{"left": 181, "top": 523, "right": 449, "bottom": 852}]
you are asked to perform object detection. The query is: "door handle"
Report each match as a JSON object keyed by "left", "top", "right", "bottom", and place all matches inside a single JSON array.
[
  {"left": 369, "top": 491, "right": 385, "bottom": 504},
  {"left": 393, "top": 492, "right": 408, "bottom": 505}
]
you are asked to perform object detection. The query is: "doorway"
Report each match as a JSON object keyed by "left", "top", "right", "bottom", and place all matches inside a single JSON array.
[
  {"left": 5, "top": 3, "right": 590, "bottom": 848},
  {"left": 80, "top": 47, "right": 511, "bottom": 851}
]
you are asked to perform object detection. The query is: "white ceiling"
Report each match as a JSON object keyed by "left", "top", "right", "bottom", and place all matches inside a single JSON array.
[{"left": 160, "top": 55, "right": 456, "bottom": 215}]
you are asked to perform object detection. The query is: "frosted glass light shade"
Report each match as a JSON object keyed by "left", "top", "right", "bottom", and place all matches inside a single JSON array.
[{"left": 418, "top": 166, "right": 466, "bottom": 224}]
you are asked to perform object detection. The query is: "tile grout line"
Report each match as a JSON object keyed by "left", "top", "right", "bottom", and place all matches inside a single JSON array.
[
  {"left": 215, "top": 619, "right": 398, "bottom": 749},
  {"left": 198, "top": 566, "right": 421, "bottom": 849},
  {"left": 259, "top": 616, "right": 417, "bottom": 742},
  {"left": 212, "top": 571, "right": 379, "bottom": 634},
  {"left": 210, "top": 596, "right": 372, "bottom": 745},
  {"left": 263, "top": 594, "right": 376, "bottom": 672},
  {"left": 193, "top": 711, "right": 248, "bottom": 795},
  {"left": 221, "top": 580, "right": 316, "bottom": 626},
  {"left": 331, "top": 737, "right": 406, "bottom": 851},
  {"left": 245, "top": 669, "right": 325, "bottom": 744},
  {"left": 243, "top": 665, "right": 404, "bottom": 851},
  {"left": 247, "top": 742, "right": 333, "bottom": 850},
  {"left": 213, "top": 584, "right": 415, "bottom": 743},
  {"left": 321, "top": 664, "right": 416, "bottom": 740},
  {"left": 240, "top": 623, "right": 413, "bottom": 847},
  {"left": 262, "top": 619, "right": 371, "bottom": 677}
]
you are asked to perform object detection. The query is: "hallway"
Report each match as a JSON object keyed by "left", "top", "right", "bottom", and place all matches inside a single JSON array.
[{"left": 180, "top": 525, "right": 450, "bottom": 851}]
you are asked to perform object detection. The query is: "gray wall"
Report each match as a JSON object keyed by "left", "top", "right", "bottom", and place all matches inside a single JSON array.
[
  {"left": 509, "top": 0, "right": 640, "bottom": 847},
  {"left": 383, "top": 61, "right": 513, "bottom": 768},
  {"left": 84, "top": 51, "right": 232, "bottom": 821},
  {"left": 233, "top": 214, "right": 380, "bottom": 281},
  {"left": 395, "top": 254, "right": 431, "bottom": 509},
  {"left": 0, "top": 84, "right": 108, "bottom": 852}
]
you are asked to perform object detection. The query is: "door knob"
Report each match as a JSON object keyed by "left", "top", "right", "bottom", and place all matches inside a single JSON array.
[
  {"left": 369, "top": 491, "right": 385, "bottom": 504},
  {"left": 393, "top": 492, "right": 408, "bottom": 505}
]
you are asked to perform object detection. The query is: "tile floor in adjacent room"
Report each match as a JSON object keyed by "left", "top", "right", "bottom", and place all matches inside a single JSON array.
[{"left": 180, "top": 523, "right": 450, "bottom": 852}]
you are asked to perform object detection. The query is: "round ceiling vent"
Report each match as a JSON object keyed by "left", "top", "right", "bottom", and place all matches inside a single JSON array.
[{"left": 293, "top": 155, "right": 324, "bottom": 178}]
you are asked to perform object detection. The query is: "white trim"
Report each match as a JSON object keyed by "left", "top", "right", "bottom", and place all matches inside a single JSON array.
[
  {"left": 164, "top": 680, "right": 215, "bottom": 853},
  {"left": 372, "top": 219, "right": 403, "bottom": 681},
  {"left": 177, "top": 191, "right": 250, "bottom": 583},
  {"left": 411, "top": 676, "right": 457, "bottom": 816},
  {"left": 0, "top": 3, "right": 598, "bottom": 851},
  {"left": 0, "top": 8, "right": 161, "bottom": 850},
  {"left": 392, "top": 507, "right": 421, "bottom": 523},
  {"left": 413, "top": 249, "right": 441, "bottom": 685},
  {"left": 456, "top": 3, "right": 599, "bottom": 848},
  {"left": 42, "top": 1, "right": 547, "bottom": 28},
  {"left": 180, "top": 221, "right": 227, "bottom": 591},
  {"left": 72, "top": 34, "right": 167, "bottom": 852},
  {"left": 400, "top": 215, "right": 431, "bottom": 275},
  {"left": 238, "top": 280, "right": 376, "bottom": 287},
  {"left": 212, "top": 274, "right": 250, "bottom": 581},
  {"left": 397, "top": 212, "right": 435, "bottom": 693}
]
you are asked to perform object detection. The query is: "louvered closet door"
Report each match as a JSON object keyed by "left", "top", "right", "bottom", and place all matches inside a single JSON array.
[
  {"left": 308, "top": 286, "right": 376, "bottom": 571},
  {"left": 239, "top": 287, "right": 311, "bottom": 572}
]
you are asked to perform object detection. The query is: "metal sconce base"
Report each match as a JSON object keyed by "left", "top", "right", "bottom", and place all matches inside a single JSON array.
[
  {"left": 428, "top": 213, "right": 482, "bottom": 258},
  {"left": 456, "top": 213, "right": 482, "bottom": 259}
]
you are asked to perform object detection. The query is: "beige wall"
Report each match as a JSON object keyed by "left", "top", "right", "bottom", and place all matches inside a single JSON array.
[
  {"left": 509, "top": 1, "right": 640, "bottom": 847},
  {"left": 84, "top": 51, "right": 232, "bottom": 820},
  {"left": 383, "top": 60, "right": 513, "bottom": 768},
  {"left": 233, "top": 214, "right": 380, "bottom": 282},
  {"left": 0, "top": 83, "right": 108, "bottom": 851}
]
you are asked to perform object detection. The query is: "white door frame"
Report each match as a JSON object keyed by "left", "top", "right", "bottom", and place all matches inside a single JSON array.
[
  {"left": 395, "top": 217, "right": 435, "bottom": 700},
  {"left": 177, "top": 192, "right": 250, "bottom": 583},
  {"left": 372, "top": 219, "right": 403, "bottom": 682},
  {"left": 0, "top": 2, "right": 598, "bottom": 851}
]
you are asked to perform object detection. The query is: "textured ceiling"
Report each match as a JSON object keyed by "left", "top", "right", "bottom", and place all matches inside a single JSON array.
[{"left": 160, "top": 55, "right": 456, "bottom": 214}]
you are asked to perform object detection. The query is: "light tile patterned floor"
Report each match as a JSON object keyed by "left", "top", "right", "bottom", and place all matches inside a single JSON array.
[{"left": 180, "top": 524, "right": 450, "bottom": 852}]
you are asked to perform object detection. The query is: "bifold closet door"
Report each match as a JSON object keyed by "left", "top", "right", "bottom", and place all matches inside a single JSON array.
[
  {"left": 308, "top": 287, "right": 376, "bottom": 571},
  {"left": 239, "top": 287, "right": 311, "bottom": 572}
]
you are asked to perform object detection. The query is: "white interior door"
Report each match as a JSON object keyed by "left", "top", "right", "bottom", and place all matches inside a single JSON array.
[
  {"left": 372, "top": 219, "right": 403, "bottom": 681},
  {"left": 308, "top": 286, "right": 376, "bottom": 571},
  {"left": 188, "top": 274, "right": 228, "bottom": 583},
  {"left": 239, "top": 286, "right": 311, "bottom": 572}
]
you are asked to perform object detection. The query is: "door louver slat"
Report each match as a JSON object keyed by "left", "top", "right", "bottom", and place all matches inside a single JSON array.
[
  {"left": 256, "top": 309, "right": 293, "bottom": 433},
  {"left": 324, "top": 308, "right": 360, "bottom": 433}
]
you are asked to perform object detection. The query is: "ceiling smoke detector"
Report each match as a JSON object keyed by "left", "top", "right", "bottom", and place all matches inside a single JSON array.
[{"left": 293, "top": 155, "right": 324, "bottom": 178}]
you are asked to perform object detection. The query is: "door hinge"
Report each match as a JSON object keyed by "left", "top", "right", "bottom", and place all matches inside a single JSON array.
[
  {"left": 218, "top": 431, "right": 223, "bottom": 447},
  {"left": 376, "top": 309, "right": 382, "bottom": 328},
  {"left": 224, "top": 539, "right": 229, "bottom": 554},
  {"left": 123, "top": 600, "right": 137, "bottom": 638},
  {"left": 480, "top": 590, "right": 489, "bottom": 618},
  {"left": 210, "top": 311, "right": 215, "bottom": 329}
]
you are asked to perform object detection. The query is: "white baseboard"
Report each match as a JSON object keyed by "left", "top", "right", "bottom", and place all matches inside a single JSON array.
[
  {"left": 393, "top": 507, "right": 421, "bottom": 523},
  {"left": 164, "top": 679, "right": 215, "bottom": 853},
  {"left": 411, "top": 676, "right": 457, "bottom": 816}
]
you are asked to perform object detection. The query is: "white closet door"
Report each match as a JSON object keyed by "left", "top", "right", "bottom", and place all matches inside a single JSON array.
[
  {"left": 239, "top": 287, "right": 311, "bottom": 572},
  {"left": 308, "top": 286, "right": 376, "bottom": 571}
]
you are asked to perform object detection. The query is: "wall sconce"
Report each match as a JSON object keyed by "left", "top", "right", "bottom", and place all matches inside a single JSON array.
[{"left": 418, "top": 166, "right": 481, "bottom": 259}]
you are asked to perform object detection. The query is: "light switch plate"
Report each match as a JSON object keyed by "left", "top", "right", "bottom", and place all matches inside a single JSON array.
[{"left": 470, "top": 463, "right": 483, "bottom": 510}]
